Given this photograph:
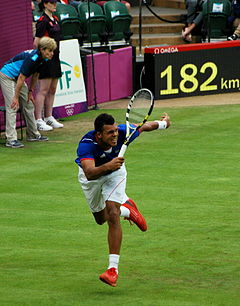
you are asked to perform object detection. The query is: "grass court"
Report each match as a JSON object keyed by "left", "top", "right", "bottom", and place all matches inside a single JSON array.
[{"left": 0, "top": 103, "right": 239, "bottom": 305}]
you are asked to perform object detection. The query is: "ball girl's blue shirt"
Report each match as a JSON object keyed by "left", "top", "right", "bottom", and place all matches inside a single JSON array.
[
  {"left": 0, "top": 49, "right": 47, "bottom": 79},
  {"left": 75, "top": 124, "right": 140, "bottom": 169}
]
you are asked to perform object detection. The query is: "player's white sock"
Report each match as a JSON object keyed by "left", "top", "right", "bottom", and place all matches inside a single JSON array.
[
  {"left": 120, "top": 205, "right": 130, "bottom": 218},
  {"left": 108, "top": 254, "right": 120, "bottom": 273}
]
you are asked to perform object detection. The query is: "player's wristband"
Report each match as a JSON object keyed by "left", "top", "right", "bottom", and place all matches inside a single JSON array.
[{"left": 155, "top": 120, "right": 167, "bottom": 130}]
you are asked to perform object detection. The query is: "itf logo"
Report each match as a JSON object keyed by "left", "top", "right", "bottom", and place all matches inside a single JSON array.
[{"left": 58, "top": 60, "right": 81, "bottom": 90}]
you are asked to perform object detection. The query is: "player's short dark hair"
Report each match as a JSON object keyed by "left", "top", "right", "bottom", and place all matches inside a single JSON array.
[{"left": 94, "top": 113, "right": 115, "bottom": 132}]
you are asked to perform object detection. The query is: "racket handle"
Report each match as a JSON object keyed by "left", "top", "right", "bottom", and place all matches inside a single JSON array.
[{"left": 118, "top": 144, "right": 127, "bottom": 157}]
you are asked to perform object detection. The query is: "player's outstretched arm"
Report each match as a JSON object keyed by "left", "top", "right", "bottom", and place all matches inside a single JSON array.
[{"left": 139, "top": 113, "right": 170, "bottom": 132}]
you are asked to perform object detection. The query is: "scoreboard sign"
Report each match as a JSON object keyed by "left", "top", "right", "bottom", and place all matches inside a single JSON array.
[{"left": 144, "top": 41, "right": 240, "bottom": 99}]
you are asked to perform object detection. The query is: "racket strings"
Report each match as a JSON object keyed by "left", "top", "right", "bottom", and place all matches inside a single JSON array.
[
  {"left": 125, "top": 88, "right": 154, "bottom": 140},
  {"left": 129, "top": 97, "right": 152, "bottom": 123},
  {"left": 129, "top": 109, "right": 147, "bottom": 123}
]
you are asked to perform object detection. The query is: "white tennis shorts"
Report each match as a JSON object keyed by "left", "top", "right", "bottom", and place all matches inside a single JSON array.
[{"left": 78, "top": 164, "right": 128, "bottom": 213}]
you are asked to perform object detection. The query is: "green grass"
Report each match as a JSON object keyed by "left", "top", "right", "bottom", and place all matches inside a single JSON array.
[{"left": 0, "top": 104, "right": 239, "bottom": 306}]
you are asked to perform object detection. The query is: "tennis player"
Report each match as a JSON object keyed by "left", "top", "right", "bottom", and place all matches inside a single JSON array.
[{"left": 75, "top": 112, "right": 170, "bottom": 287}]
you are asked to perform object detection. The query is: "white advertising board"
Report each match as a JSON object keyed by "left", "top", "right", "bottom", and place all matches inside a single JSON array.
[{"left": 54, "top": 39, "right": 86, "bottom": 107}]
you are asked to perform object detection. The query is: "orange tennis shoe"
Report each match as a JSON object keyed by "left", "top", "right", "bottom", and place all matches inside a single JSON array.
[
  {"left": 123, "top": 199, "right": 147, "bottom": 232},
  {"left": 99, "top": 268, "right": 118, "bottom": 287}
]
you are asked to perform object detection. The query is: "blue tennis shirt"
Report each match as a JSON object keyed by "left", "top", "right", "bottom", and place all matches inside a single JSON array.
[
  {"left": 75, "top": 124, "right": 140, "bottom": 168},
  {"left": 0, "top": 49, "right": 47, "bottom": 79}
]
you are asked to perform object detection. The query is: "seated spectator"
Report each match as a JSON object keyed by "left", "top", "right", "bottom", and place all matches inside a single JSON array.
[
  {"left": 182, "top": 0, "right": 206, "bottom": 42},
  {"left": 57, "top": 0, "right": 82, "bottom": 9},
  {"left": 228, "top": 0, "right": 240, "bottom": 40},
  {"left": 96, "top": 0, "right": 131, "bottom": 12},
  {"left": 69, "top": 0, "right": 83, "bottom": 9}
]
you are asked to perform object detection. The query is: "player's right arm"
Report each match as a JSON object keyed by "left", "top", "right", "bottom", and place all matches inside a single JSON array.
[{"left": 81, "top": 158, "right": 124, "bottom": 180}]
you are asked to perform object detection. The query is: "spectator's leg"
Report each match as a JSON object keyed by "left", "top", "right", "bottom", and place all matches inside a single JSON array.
[
  {"left": 233, "top": 18, "right": 240, "bottom": 37},
  {"left": 43, "top": 78, "right": 58, "bottom": 118},
  {"left": 185, "top": 0, "right": 198, "bottom": 25},
  {"left": 34, "top": 78, "right": 52, "bottom": 120},
  {"left": 0, "top": 73, "right": 18, "bottom": 141},
  {"left": 20, "top": 82, "right": 40, "bottom": 139}
]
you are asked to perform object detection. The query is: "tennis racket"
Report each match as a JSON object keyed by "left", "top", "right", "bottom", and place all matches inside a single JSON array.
[{"left": 118, "top": 88, "right": 154, "bottom": 157}]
